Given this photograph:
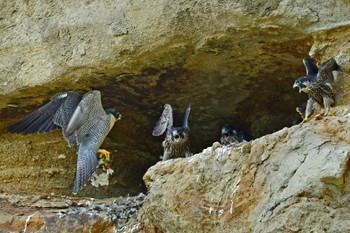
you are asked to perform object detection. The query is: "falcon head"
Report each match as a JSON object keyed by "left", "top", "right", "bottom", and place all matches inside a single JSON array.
[
  {"left": 106, "top": 108, "right": 122, "bottom": 120},
  {"left": 221, "top": 124, "right": 239, "bottom": 145},
  {"left": 221, "top": 124, "right": 253, "bottom": 145},
  {"left": 293, "top": 76, "right": 312, "bottom": 93},
  {"left": 169, "top": 127, "right": 189, "bottom": 144},
  {"left": 221, "top": 125, "right": 233, "bottom": 140},
  {"left": 105, "top": 108, "right": 117, "bottom": 117}
]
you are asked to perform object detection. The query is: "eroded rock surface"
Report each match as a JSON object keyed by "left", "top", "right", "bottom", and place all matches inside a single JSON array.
[
  {"left": 0, "top": 0, "right": 350, "bottom": 226},
  {"left": 125, "top": 106, "right": 350, "bottom": 232},
  {"left": 0, "top": 0, "right": 349, "bottom": 198},
  {"left": 0, "top": 192, "right": 145, "bottom": 233}
]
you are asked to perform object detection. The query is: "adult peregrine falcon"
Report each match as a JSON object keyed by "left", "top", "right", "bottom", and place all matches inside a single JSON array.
[
  {"left": 152, "top": 104, "right": 192, "bottom": 160},
  {"left": 8, "top": 90, "right": 120, "bottom": 193},
  {"left": 221, "top": 124, "right": 253, "bottom": 146},
  {"left": 293, "top": 57, "right": 339, "bottom": 123}
]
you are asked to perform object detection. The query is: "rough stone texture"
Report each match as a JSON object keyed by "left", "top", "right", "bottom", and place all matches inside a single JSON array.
[
  {"left": 2, "top": 0, "right": 349, "bottom": 94},
  {"left": 0, "top": 124, "right": 153, "bottom": 198},
  {"left": 125, "top": 106, "right": 350, "bottom": 232},
  {"left": 0, "top": 192, "right": 145, "bottom": 233},
  {"left": 0, "top": 0, "right": 350, "bottom": 211},
  {"left": 0, "top": 0, "right": 312, "bottom": 197}
]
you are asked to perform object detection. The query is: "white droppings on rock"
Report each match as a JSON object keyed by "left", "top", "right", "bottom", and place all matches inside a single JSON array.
[
  {"left": 58, "top": 154, "right": 66, "bottom": 159},
  {"left": 231, "top": 178, "right": 241, "bottom": 196},
  {"left": 218, "top": 209, "right": 224, "bottom": 217},
  {"left": 136, "top": 112, "right": 350, "bottom": 232}
]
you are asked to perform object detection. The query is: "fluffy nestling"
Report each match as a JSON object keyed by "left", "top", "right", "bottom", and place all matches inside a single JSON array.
[
  {"left": 152, "top": 104, "right": 191, "bottom": 160},
  {"left": 221, "top": 124, "right": 253, "bottom": 146}
]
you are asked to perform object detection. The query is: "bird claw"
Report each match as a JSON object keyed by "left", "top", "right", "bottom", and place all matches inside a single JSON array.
[
  {"left": 300, "top": 117, "right": 308, "bottom": 124},
  {"left": 97, "top": 149, "right": 111, "bottom": 161},
  {"left": 323, "top": 109, "right": 330, "bottom": 116}
]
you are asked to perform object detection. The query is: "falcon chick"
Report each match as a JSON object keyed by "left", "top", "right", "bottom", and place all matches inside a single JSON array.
[
  {"left": 293, "top": 57, "right": 339, "bottom": 123},
  {"left": 152, "top": 104, "right": 191, "bottom": 160},
  {"left": 8, "top": 90, "right": 120, "bottom": 194},
  {"left": 221, "top": 124, "right": 253, "bottom": 146}
]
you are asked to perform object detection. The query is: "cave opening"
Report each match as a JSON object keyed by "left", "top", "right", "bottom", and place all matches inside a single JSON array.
[{"left": 0, "top": 30, "right": 313, "bottom": 198}]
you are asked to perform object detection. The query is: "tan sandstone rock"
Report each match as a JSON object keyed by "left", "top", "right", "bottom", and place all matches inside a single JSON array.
[
  {"left": 0, "top": 0, "right": 350, "bottom": 231},
  {"left": 125, "top": 106, "right": 350, "bottom": 232}
]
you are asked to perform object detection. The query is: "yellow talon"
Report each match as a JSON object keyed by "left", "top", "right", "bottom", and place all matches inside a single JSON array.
[
  {"left": 300, "top": 117, "right": 308, "bottom": 124},
  {"left": 98, "top": 149, "right": 111, "bottom": 161}
]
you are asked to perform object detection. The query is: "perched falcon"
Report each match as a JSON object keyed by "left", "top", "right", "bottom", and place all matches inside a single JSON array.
[
  {"left": 152, "top": 104, "right": 191, "bottom": 160},
  {"left": 293, "top": 57, "right": 339, "bottom": 123},
  {"left": 220, "top": 124, "right": 253, "bottom": 146},
  {"left": 8, "top": 90, "right": 120, "bottom": 193}
]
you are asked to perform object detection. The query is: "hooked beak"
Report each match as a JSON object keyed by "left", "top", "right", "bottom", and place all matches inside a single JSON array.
[
  {"left": 173, "top": 134, "right": 180, "bottom": 141},
  {"left": 293, "top": 82, "right": 302, "bottom": 93}
]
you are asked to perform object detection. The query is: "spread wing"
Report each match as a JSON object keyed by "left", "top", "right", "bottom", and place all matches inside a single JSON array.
[
  {"left": 72, "top": 140, "right": 99, "bottom": 193},
  {"left": 152, "top": 104, "right": 173, "bottom": 136},
  {"left": 317, "top": 58, "right": 339, "bottom": 83},
  {"left": 52, "top": 92, "right": 82, "bottom": 129},
  {"left": 303, "top": 57, "right": 318, "bottom": 76},
  {"left": 8, "top": 92, "right": 79, "bottom": 134},
  {"left": 65, "top": 90, "right": 105, "bottom": 141},
  {"left": 182, "top": 104, "right": 191, "bottom": 128}
]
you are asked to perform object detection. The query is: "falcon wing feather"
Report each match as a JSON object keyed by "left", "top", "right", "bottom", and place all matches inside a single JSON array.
[
  {"left": 317, "top": 58, "right": 339, "bottom": 83},
  {"left": 152, "top": 104, "right": 173, "bottom": 136},
  {"left": 181, "top": 104, "right": 191, "bottom": 128},
  {"left": 8, "top": 92, "right": 71, "bottom": 133},
  {"left": 65, "top": 90, "right": 104, "bottom": 138},
  {"left": 303, "top": 57, "right": 318, "bottom": 76}
]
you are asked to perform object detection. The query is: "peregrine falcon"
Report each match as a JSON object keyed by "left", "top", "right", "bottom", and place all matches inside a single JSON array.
[
  {"left": 152, "top": 104, "right": 192, "bottom": 160},
  {"left": 221, "top": 124, "right": 253, "bottom": 146},
  {"left": 8, "top": 90, "right": 120, "bottom": 193},
  {"left": 293, "top": 57, "right": 339, "bottom": 123}
]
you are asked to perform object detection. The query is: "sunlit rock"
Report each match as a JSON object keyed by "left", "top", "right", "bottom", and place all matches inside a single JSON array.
[
  {"left": 0, "top": 1, "right": 350, "bottom": 231},
  {"left": 125, "top": 106, "right": 350, "bottom": 232}
]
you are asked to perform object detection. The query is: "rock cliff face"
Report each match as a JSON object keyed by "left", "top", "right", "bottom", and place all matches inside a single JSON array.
[
  {"left": 1, "top": 108, "right": 350, "bottom": 232},
  {"left": 1, "top": 0, "right": 349, "bottom": 198},
  {"left": 127, "top": 106, "right": 350, "bottom": 232},
  {"left": 0, "top": 0, "right": 350, "bottom": 232}
]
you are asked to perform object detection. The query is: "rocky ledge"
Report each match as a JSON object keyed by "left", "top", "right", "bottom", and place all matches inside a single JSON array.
[
  {"left": 1, "top": 107, "right": 350, "bottom": 233},
  {"left": 124, "top": 106, "right": 350, "bottom": 233},
  {"left": 0, "top": 192, "right": 145, "bottom": 232}
]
